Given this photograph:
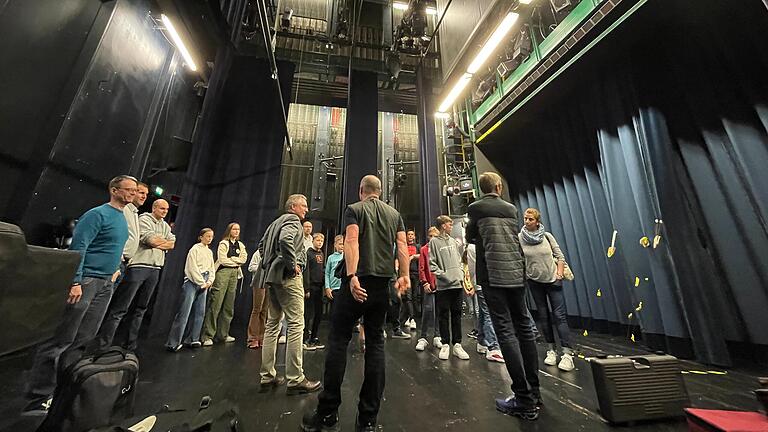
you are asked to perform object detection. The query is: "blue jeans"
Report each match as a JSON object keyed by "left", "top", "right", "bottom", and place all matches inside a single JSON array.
[
  {"left": 96, "top": 266, "right": 160, "bottom": 350},
  {"left": 419, "top": 291, "right": 437, "bottom": 339},
  {"left": 26, "top": 277, "right": 114, "bottom": 400},
  {"left": 529, "top": 280, "right": 572, "bottom": 349},
  {"left": 166, "top": 275, "right": 209, "bottom": 348},
  {"left": 476, "top": 288, "right": 499, "bottom": 350}
]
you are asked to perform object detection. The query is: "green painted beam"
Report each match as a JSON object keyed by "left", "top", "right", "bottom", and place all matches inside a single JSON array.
[
  {"left": 471, "top": 0, "right": 602, "bottom": 122},
  {"left": 476, "top": 0, "right": 649, "bottom": 144}
]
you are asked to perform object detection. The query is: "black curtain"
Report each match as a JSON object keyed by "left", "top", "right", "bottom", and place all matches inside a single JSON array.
[
  {"left": 340, "top": 70, "right": 378, "bottom": 225},
  {"left": 482, "top": 0, "right": 768, "bottom": 366},
  {"left": 150, "top": 48, "right": 295, "bottom": 336}
]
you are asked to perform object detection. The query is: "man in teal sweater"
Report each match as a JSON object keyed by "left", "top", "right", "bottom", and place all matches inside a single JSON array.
[{"left": 22, "top": 175, "right": 136, "bottom": 416}]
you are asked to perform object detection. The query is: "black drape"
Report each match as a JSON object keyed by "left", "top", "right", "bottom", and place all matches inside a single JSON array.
[
  {"left": 340, "top": 70, "right": 378, "bottom": 224},
  {"left": 150, "top": 48, "right": 295, "bottom": 336},
  {"left": 482, "top": 0, "right": 768, "bottom": 366}
]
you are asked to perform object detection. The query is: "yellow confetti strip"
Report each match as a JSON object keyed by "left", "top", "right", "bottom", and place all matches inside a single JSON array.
[
  {"left": 583, "top": 330, "right": 589, "bottom": 336},
  {"left": 577, "top": 354, "right": 585, "bottom": 359},
  {"left": 635, "top": 301, "right": 643, "bottom": 311},
  {"left": 627, "top": 312, "right": 633, "bottom": 319},
  {"left": 689, "top": 370, "right": 708, "bottom": 375},
  {"left": 596, "top": 289, "right": 602, "bottom": 297},
  {"left": 639, "top": 236, "right": 650, "bottom": 247},
  {"left": 644, "top": 277, "right": 649, "bottom": 281},
  {"left": 630, "top": 334, "right": 636, "bottom": 342},
  {"left": 707, "top": 371, "right": 727, "bottom": 375},
  {"left": 634, "top": 277, "right": 640, "bottom": 287},
  {"left": 681, "top": 371, "right": 690, "bottom": 374}
]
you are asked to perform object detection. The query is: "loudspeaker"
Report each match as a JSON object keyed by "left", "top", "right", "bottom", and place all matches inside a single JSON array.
[{"left": 590, "top": 355, "right": 688, "bottom": 424}]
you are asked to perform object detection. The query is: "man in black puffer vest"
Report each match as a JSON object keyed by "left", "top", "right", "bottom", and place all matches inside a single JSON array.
[{"left": 465, "top": 172, "right": 540, "bottom": 421}]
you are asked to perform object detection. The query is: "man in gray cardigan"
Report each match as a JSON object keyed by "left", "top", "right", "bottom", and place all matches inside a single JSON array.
[
  {"left": 465, "top": 172, "right": 539, "bottom": 421},
  {"left": 258, "top": 194, "right": 321, "bottom": 395}
]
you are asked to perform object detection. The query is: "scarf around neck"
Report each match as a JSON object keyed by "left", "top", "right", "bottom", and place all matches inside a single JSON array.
[{"left": 521, "top": 223, "right": 546, "bottom": 245}]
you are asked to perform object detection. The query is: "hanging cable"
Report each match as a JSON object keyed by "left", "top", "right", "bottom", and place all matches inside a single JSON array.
[{"left": 256, "top": 0, "right": 292, "bottom": 159}]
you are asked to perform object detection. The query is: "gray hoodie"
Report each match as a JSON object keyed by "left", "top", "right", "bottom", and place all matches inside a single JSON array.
[{"left": 428, "top": 233, "right": 464, "bottom": 291}]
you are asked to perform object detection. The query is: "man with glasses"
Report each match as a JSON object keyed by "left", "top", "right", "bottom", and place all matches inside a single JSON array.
[
  {"left": 259, "top": 194, "right": 322, "bottom": 395},
  {"left": 22, "top": 175, "right": 136, "bottom": 416}
]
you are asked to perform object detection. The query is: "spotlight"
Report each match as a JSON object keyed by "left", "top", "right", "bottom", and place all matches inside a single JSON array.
[
  {"left": 386, "top": 52, "right": 402, "bottom": 80},
  {"left": 280, "top": 8, "right": 293, "bottom": 30}
]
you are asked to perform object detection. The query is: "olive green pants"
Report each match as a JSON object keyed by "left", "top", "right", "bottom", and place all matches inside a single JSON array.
[{"left": 202, "top": 267, "right": 239, "bottom": 342}]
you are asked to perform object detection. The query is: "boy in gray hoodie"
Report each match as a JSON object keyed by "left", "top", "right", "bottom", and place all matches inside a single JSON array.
[{"left": 429, "top": 215, "right": 471, "bottom": 361}]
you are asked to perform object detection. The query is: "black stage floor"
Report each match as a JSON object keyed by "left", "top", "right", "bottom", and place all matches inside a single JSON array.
[{"left": 1, "top": 319, "right": 763, "bottom": 431}]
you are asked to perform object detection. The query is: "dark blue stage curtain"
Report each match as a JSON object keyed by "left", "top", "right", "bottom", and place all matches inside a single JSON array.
[
  {"left": 481, "top": 0, "right": 768, "bottom": 366},
  {"left": 150, "top": 48, "right": 295, "bottom": 336}
]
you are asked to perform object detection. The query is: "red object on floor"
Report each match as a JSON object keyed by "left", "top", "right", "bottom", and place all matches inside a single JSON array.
[{"left": 685, "top": 408, "right": 768, "bottom": 432}]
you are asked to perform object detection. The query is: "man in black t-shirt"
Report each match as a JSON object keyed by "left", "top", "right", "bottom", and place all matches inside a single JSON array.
[{"left": 302, "top": 175, "right": 410, "bottom": 432}]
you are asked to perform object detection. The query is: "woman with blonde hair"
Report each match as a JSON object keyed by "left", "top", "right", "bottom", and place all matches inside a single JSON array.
[
  {"left": 166, "top": 228, "right": 216, "bottom": 351},
  {"left": 518, "top": 208, "right": 574, "bottom": 371},
  {"left": 202, "top": 222, "right": 248, "bottom": 346}
]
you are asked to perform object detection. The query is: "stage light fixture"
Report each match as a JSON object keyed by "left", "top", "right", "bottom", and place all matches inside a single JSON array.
[
  {"left": 393, "top": 2, "right": 409, "bottom": 11},
  {"left": 467, "top": 12, "right": 519, "bottom": 74},
  {"left": 281, "top": 8, "right": 294, "bottom": 30},
  {"left": 161, "top": 14, "right": 197, "bottom": 71},
  {"left": 438, "top": 73, "right": 472, "bottom": 113}
]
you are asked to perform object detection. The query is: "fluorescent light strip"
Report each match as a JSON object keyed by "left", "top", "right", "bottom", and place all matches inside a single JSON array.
[
  {"left": 519, "top": 0, "right": 534, "bottom": 4},
  {"left": 438, "top": 73, "right": 473, "bottom": 113},
  {"left": 161, "top": 14, "right": 197, "bottom": 71},
  {"left": 466, "top": 12, "right": 519, "bottom": 74},
  {"left": 426, "top": 7, "right": 437, "bottom": 15},
  {"left": 393, "top": 2, "right": 409, "bottom": 11}
]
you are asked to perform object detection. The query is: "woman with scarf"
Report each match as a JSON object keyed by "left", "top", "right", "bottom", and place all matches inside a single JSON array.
[
  {"left": 518, "top": 208, "right": 574, "bottom": 372},
  {"left": 202, "top": 222, "right": 248, "bottom": 346}
]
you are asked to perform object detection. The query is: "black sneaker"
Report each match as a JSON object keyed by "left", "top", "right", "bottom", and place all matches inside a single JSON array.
[
  {"left": 391, "top": 329, "right": 411, "bottom": 339},
  {"left": 301, "top": 410, "right": 340, "bottom": 432},
  {"left": 467, "top": 329, "right": 478, "bottom": 339},
  {"left": 355, "top": 418, "right": 376, "bottom": 432},
  {"left": 21, "top": 397, "right": 52, "bottom": 417},
  {"left": 495, "top": 396, "right": 539, "bottom": 421},
  {"left": 303, "top": 341, "right": 317, "bottom": 351},
  {"left": 311, "top": 338, "right": 326, "bottom": 350}
]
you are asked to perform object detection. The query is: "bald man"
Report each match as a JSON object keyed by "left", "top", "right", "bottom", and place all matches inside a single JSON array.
[
  {"left": 96, "top": 198, "right": 175, "bottom": 351},
  {"left": 303, "top": 175, "right": 409, "bottom": 432}
]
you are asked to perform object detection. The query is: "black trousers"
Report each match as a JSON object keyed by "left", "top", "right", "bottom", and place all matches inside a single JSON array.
[
  {"left": 436, "top": 289, "right": 463, "bottom": 345},
  {"left": 317, "top": 276, "right": 389, "bottom": 424},
  {"left": 483, "top": 286, "right": 540, "bottom": 407},
  {"left": 304, "top": 284, "right": 324, "bottom": 340}
]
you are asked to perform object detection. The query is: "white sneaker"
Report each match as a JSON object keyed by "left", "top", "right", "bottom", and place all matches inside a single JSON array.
[
  {"left": 415, "top": 338, "right": 429, "bottom": 351},
  {"left": 128, "top": 415, "right": 157, "bottom": 432},
  {"left": 452, "top": 343, "right": 470, "bottom": 360},
  {"left": 433, "top": 336, "right": 443, "bottom": 349},
  {"left": 438, "top": 344, "right": 450, "bottom": 360},
  {"left": 224, "top": 336, "right": 236, "bottom": 343},
  {"left": 544, "top": 350, "right": 557, "bottom": 366},
  {"left": 278, "top": 335, "right": 287, "bottom": 344},
  {"left": 476, "top": 343, "right": 488, "bottom": 354},
  {"left": 202, "top": 339, "right": 213, "bottom": 347},
  {"left": 383, "top": 330, "right": 387, "bottom": 338},
  {"left": 558, "top": 353, "right": 575, "bottom": 371},
  {"left": 486, "top": 349, "right": 505, "bottom": 363},
  {"left": 408, "top": 319, "right": 417, "bottom": 330}
]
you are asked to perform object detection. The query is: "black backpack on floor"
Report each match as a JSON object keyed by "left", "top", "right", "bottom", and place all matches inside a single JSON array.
[{"left": 37, "top": 347, "right": 139, "bottom": 432}]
